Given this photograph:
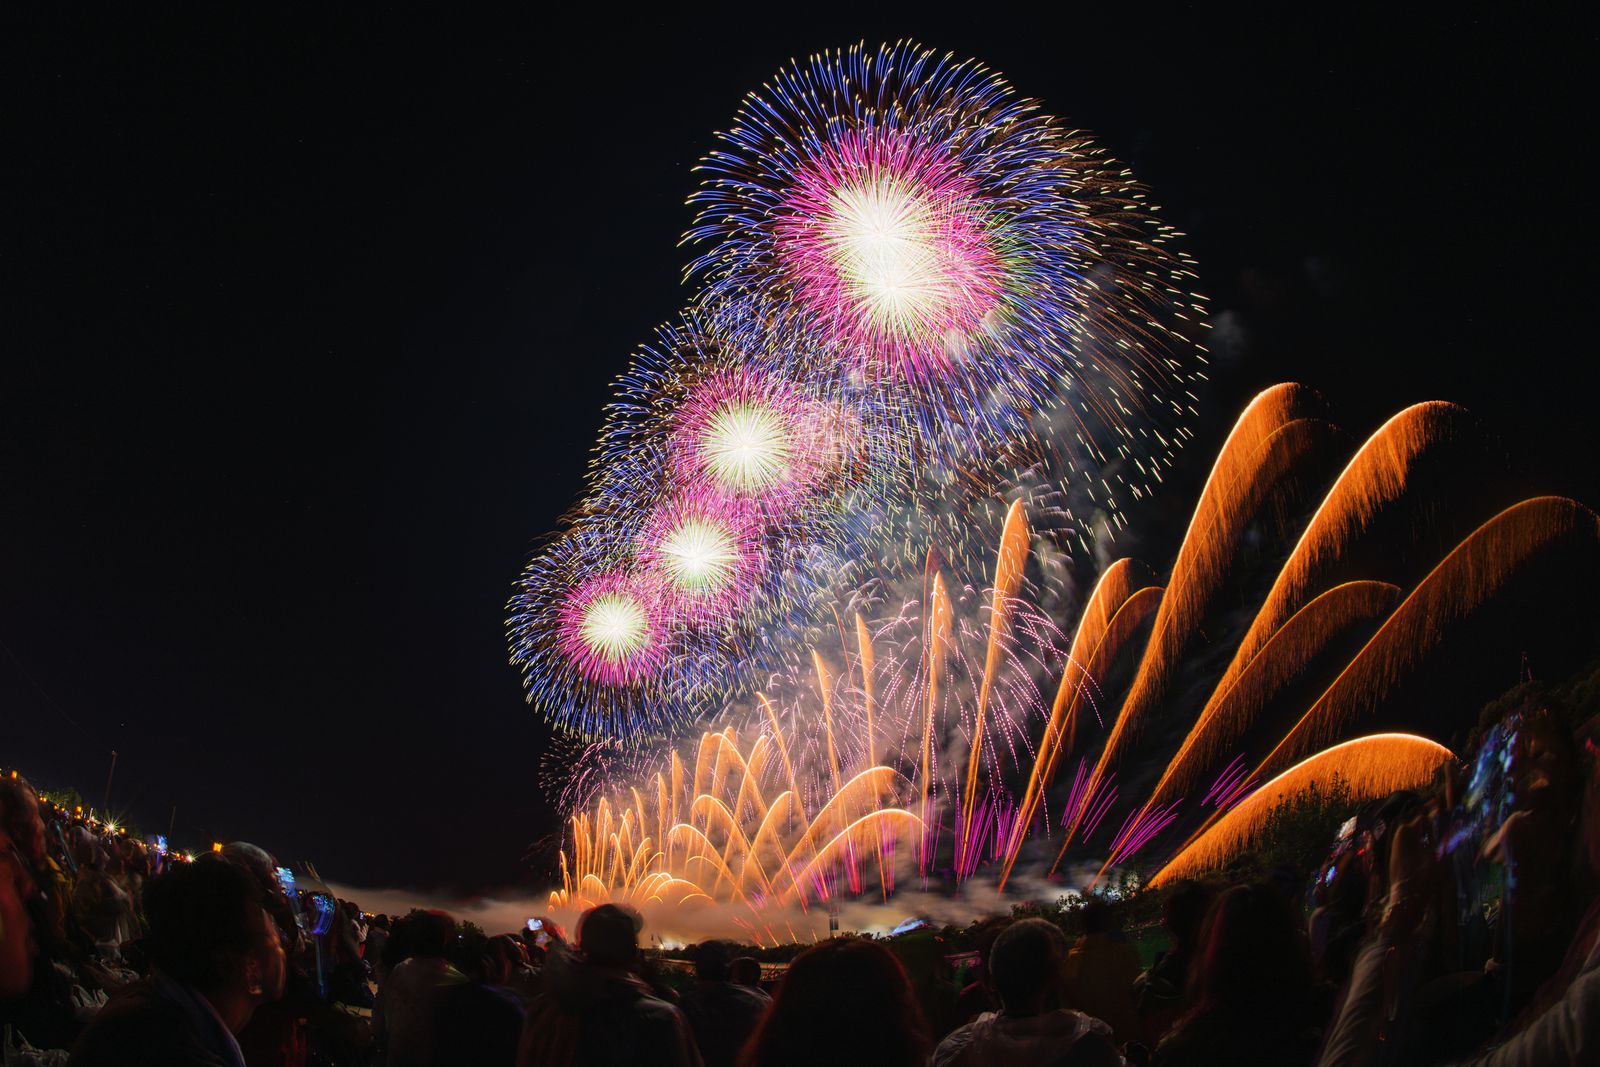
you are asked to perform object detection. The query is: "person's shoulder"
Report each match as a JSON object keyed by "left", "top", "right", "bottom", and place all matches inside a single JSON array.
[
  {"left": 633, "top": 986, "right": 686, "bottom": 1017},
  {"left": 71, "top": 981, "right": 226, "bottom": 1067},
  {"left": 1150, "top": 1014, "right": 1223, "bottom": 1067},
  {"left": 728, "top": 982, "right": 770, "bottom": 1011},
  {"left": 1053, "top": 1007, "right": 1114, "bottom": 1035},
  {"left": 455, "top": 980, "right": 529, "bottom": 1023},
  {"left": 84, "top": 977, "right": 178, "bottom": 1023},
  {"left": 483, "top": 982, "right": 528, "bottom": 1011},
  {"left": 615, "top": 989, "right": 692, "bottom": 1054},
  {"left": 931, "top": 1013, "right": 990, "bottom": 1067}
]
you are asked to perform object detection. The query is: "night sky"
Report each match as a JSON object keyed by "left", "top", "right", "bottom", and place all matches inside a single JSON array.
[{"left": 4, "top": 9, "right": 1595, "bottom": 894}]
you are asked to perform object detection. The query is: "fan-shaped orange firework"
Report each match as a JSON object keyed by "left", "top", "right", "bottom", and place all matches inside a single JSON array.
[{"left": 1148, "top": 733, "right": 1456, "bottom": 887}]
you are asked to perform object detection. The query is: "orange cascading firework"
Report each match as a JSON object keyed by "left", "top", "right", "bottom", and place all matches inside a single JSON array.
[
  {"left": 956, "top": 499, "right": 1030, "bottom": 876},
  {"left": 997, "top": 558, "right": 1158, "bottom": 889},
  {"left": 553, "top": 384, "right": 1600, "bottom": 917},
  {"left": 1110, "top": 384, "right": 1320, "bottom": 722},
  {"left": 1146, "top": 580, "right": 1401, "bottom": 810},
  {"left": 1149, "top": 733, "right": 1454, "bottom": 886},
  {"left": 1213, "top": 402, "right": 1475, "bottom": 703},
  {"left": 1046, "top": 397, "right": 1338, "bottom": 864},
  {"left": 1248, "top": 495, "right": 1600, "bottom": 781}
]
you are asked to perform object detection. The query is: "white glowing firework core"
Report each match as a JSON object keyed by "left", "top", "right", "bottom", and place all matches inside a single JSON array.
[
  {"left": 700, "top": 402, "right": 793, "bottom": 491},
  {"left": 658, "top": 518, "right": 739, "bottom": 593},
  {"left": 578, "top": 593, "right": 650, "bottom": 662},
  {"left": 823, "top": 178, "right": 948, "bottom": 333}
]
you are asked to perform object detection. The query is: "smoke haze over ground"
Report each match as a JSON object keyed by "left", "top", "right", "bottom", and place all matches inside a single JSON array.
[{"left": 331, "top": 866, "right": 1103, "bottom": 947}]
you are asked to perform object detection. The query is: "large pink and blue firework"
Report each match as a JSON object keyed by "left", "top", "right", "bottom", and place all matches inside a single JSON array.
[
  {"left": 509, "top": 525, "right": 714, "bottom": 737},
  {"left": 635, "top": 487, "right": 765, "bottom": 618},
  {"left": 665, "top": 366, "right": 844, "bottom": 518},
  {"left": 686, "top": 42, "right": 1203, "bottom": 478},
  {"left": 509, "top": 45, "right": 1206, "bottom": 741},
  {"left": 554, "top": 570, "right": 670, "bottom": 688}
]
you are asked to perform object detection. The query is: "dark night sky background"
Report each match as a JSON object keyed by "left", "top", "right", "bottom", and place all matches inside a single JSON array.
[{"left": 4, "top": 9, "right": 1595, "bottom": 894}]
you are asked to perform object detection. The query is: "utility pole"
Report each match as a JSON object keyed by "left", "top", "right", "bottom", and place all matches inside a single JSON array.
[{"left": 102, "top": 750, "right": 118, "bottom": 816}]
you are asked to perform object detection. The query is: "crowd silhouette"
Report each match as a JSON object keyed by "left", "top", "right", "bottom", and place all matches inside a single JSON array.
[{"left": 3, "top": 693, "right": 1597, "bottom": 1065}]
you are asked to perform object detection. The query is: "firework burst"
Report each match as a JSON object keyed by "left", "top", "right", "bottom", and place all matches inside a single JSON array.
[
  {"left": 687, "top": 41, "right": 1205, "bottom": 477},
  {"left": 773, "top": 128, "right": 1003, "bottom": 376},
  {"left": 509, "top": 525, "right": 711, "bottom": 736},
  {"left": 555, "top": 571, "right": 668, "bottom": 687},
  {"left": 635, "top": 489, "right": 764, "bottom": 617},
  {"left": 661, "top": 363, "right": 852, "bottom": 518}
]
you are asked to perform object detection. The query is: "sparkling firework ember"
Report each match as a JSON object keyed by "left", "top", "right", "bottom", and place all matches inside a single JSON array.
[
  {"left": 774, "top": 129, "right": 1003, "bottom": 376},
  {"left": 549, "top": 387, "right": 1600, "bottom": 935},
  {"left": 699, "top": 401, "right": 794, "bottom": 492}
]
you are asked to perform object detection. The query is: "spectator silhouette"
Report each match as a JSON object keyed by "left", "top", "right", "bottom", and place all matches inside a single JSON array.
[
  {"left": 2, "top": 776, "right": 86, "bottom": 1050},
  {"left": 952, "top": 917, "right": 1009, "bottom": 1026},
  {"left": 365, "top": 914, "right": 391, "bottom": 978},
  {"left": 71, "top": 843, "right": 131, "bottom": 952},
  {"left": 678, "top": 940, "right": 768, "bottom": 1067},
  {"left": 887, "top": 927, "right": 960, "bottom": 1039},
  {"left": 70, "top": 855, "right": 287, "bottom": 1066},
  {"left": 1061, "top": 898, "right": 1141, "bottom": 1043},
  {"left": 933, "top": 918, "right": 1121, "bottom": 1067},
  {"left": 1152, "top": 883, "right": 1321, "bottom": 1067},
  {"left": 375, "top": 909, "right": 462, "bottom": 1067},
  {"left": 739, "top": 937, "right": 929, "bottom": 1067},
  {"left": 218, "top": 841, "right": 321, "bottom": 1067},
  {"left": 1307, "top": 852, "right": 1366, "bottom": 988},
  {"left": 428, "top": 926, "right": 524, "bottom": 1067},
  {"left": 0, "top": 824, "right": 34, "bottom": 999},
  {"left": 487, "top": 933, "right": 542, "bottom": 1005},
  {"left": 1132, "top": 880, "right": 1213, "bottom": 1047},
  {"left": 517, "top": 903, "right": 700, "bottom": 1067}
]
